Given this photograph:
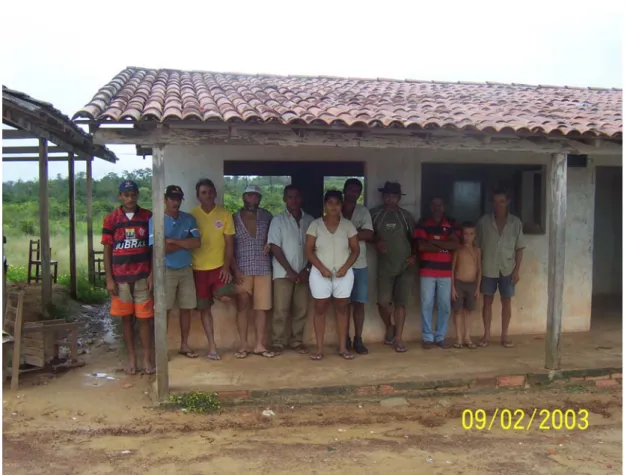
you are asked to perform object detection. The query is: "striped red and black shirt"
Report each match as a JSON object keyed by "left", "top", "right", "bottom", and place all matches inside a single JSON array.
[
  {"left": 101, "top": 206, "right": 152, "bottom": 283},
  {"left": 413, "top": 216, "right": 460, "bottom": 278}
]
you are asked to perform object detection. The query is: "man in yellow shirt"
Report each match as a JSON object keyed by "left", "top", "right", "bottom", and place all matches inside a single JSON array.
[{"left": 190, "top": 178, "right": 236, "bottom": 360}]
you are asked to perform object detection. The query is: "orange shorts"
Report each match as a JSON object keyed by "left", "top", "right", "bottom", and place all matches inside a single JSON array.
[{"left": 110, "top": 278, "right": 154, "bottom": 319}]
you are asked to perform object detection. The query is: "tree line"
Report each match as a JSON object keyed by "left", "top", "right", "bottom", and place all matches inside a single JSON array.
[{"left": 2, "top": 171, "right": 357, "bottom": 236}]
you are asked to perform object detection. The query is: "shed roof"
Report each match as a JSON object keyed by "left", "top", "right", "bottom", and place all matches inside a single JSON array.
[
  {"left": 74, "top": 67, "right": 622, "bottom": 139},
  {"left": 3, "top": 86, "right": 118, "bottom": 162}
]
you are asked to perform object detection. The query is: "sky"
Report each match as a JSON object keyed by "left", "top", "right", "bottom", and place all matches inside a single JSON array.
[{"left": 1, "top": 0, "right": 624, "bottom": 183}]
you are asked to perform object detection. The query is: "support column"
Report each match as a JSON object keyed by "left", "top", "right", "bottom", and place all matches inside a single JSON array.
[
  {"left": 68, "top": 152, "right": 77, "bottom": 299},
  {"left": 545, "top": 152, "right": 567, "bottom": 370},
  {"left": 152, "top": 144, "right": 169, "bottom": 402},
  {"left": 86, "top": 157, "right": 95, "bottom": 285},
  {"left": 38, "top": 139, "right": 52, "bottom": 314}
]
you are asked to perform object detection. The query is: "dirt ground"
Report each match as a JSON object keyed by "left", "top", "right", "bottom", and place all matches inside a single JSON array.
[{"left": 2, "top": 297, "right": 623, "bottom": 475}]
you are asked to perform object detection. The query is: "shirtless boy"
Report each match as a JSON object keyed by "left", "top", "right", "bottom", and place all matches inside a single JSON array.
[{"left": 451, "top": 222, "right": 482, "bottom": 349}]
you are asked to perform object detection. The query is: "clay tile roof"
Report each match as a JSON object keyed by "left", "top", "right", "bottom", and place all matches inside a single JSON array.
[{"left": 73, "top": 67, "right": 623, "bottom": 138}]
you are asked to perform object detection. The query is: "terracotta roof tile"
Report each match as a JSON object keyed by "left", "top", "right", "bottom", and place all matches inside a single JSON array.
[{"left": 73, "top": 67, "right": 623, "bottom": 138}]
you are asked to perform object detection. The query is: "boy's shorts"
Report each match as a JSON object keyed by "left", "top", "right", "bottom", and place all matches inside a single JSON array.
[
  {"left": 110, "top": 278, "right": 154, "bottom": 318},
  {"left": 452, "top": 280, "right": 477, "bottom": 311}
]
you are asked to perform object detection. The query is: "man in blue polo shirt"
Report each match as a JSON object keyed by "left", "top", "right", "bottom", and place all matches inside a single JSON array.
[{"left": 149, "top": 185, "right": 201, "bottom": 358}]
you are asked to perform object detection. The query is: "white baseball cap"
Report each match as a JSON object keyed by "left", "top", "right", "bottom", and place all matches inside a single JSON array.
[{"left": 244, "top": 185, "right": 262, "bottom": 196}]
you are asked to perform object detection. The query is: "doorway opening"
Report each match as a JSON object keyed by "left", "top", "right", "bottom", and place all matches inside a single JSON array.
[
  {"left": 591, "top": 166, "right": 622, "bottom": 329},
  {"left": 223, "top": 161, "right": 365, "bottom": 218}
]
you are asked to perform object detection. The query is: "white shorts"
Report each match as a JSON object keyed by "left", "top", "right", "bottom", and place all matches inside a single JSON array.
[{"left": 309, "top": 267, "right": 354, "bottom": 300}]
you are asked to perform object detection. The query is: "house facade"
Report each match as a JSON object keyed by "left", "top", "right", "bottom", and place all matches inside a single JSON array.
[{"left": 74, "top": 68, "right": 622, "bottom": 390}]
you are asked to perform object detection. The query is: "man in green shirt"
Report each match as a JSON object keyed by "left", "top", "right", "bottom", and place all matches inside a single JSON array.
[
  {"left": 370, "top": 182, "right": 416, "bottom": 353},
  {"left": 475, "top": 189, "right": 525, "bottom": 348}
]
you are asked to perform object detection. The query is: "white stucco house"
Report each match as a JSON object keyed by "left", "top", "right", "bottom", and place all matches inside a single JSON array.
[{"left": 74, "top": 67, "right": 622, "bottom": 397}]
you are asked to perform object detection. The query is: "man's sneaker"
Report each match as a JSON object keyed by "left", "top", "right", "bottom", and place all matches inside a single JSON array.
[
  {"left": 422, "top": 341, "right": 436, "bottom": 349},
  {"left": 346, "top": 337, "right": 352, "bottom": 351},
  {"left": 353, "top": 337, "right": 369, "bottom": 355},
  {"left": 436, "top": 340, "right": 451, "bottom": 349}
]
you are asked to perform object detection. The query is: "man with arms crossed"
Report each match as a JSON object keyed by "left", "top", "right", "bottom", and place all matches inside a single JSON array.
[
  {"left": 232, "top": 185, "right": 276, "bottom": 359},
  {"left": 190, "top": 179, "right": 236, "bottom": 361},
  {"left": 149, "top": 185, "right": 201, "bottom": 358},
  {"left": 102, "top": 180, "right": 154, "bottom": 375},
  {"left": 268, "top": 185, "right": 314, "bottom": 354},
  {"left": 476, "top": 189, "right": 525, "bottom": 348},
  {"left": 342, "top": 178, "right": 373, "bottom": 355},
  {"left": 370, "top": 181, "right": 416, "bottom": 353}
]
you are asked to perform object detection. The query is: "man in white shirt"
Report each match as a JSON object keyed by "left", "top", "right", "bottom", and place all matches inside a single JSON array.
[
  {"left": 267, "top": 185, "right": 315, "bottom": 354},
  {"left": 342, "top": 178, "right": 374, "bottom": 354}
]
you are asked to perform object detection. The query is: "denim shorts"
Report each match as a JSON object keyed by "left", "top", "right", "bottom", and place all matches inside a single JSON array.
[
  {"left": 350, "top": 267, "right": 369, "bottom": 304},
  {"left": 480, "top": 273, "right": 515, "bottom": 298}
]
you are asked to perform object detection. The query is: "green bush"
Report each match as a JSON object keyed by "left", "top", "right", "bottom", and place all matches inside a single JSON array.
[
  {"left": 57, "top": 273, "right": 109, "bottom": 304},
  {"left": 6, "top": 265, "right": 28, "bottom": 283},
  {"left": 169, "top": 391, "right": 221, "bottom": 413}
]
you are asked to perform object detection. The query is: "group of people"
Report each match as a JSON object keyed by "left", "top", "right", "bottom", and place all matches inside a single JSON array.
[{"left": 102, "top": 177, "right": 524, "bottom": 374}]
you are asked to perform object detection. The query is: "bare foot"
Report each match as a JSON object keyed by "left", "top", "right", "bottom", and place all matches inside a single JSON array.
[
  {"left": 501, "top": 339, "right": 515, "bottom": 348},
  {"left": 143, "top": 359, "right": 155, "bottom": 374},
  {"left": 125, "top": 357, "right": 136, "bottom": 375}
]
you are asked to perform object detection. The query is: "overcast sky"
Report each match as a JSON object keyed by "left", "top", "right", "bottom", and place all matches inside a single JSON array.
[{"left": 1, "top": 0, "right": 623, "bottom": 183}]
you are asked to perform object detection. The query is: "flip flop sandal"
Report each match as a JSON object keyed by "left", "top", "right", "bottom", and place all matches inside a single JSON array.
[
  {"left": 478, "top": 340, "right": 489, "bottom": 347},
  {"left": 338, "top": 351, "right": 355, "bottom": 360},
  {"left": 502, "top": 341, "right": 515, "bottom": 348},
  {"left": 453, "top": 343, "right": 464, "bottom": 349},
  {"left": 179, "top": 350, "right": 199, "bottom": 358},
  {"left": 395, "top": 343, "right": 408, "bottom": 353},
  {"left": 252, "top": 351, "right": 276, "bottom": 358},
  {"left": 290, "top": 343, "right": 308, "bottom": 354},
  {"left": 309, "top": 353, "right": 323, "bottom": 361},
  {"left": 384, "top": 325, "right": 396, "bottom": 345},
  {"left": 142, "top": 367, "right": 156, "bottom": 375},
  {"left": 465, "top": 342, "right": 477, "bottom": 349},
  {"left": 233, "top": 350, "right": 248, "bottom": 359},
  {"left": 206, "top": 352, "right": 221, "bottom": 360}
]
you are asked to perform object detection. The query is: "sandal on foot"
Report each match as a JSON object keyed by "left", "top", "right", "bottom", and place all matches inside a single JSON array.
[
  {"left": 252, "top": 350, "right": 276, "bottom": 358},
  {"left": 338, "top": 351, "right": 355, "bottom": 360},
  {"left": 233, "top": 350, "right": 248, "bottom": 359},
  {"left": 353, "top": 337, "right": 369, "bottom": 355},
  {"left": 143, "top": 366, "right": 156, "bottom": 375},
  {"left": 478, "top": 339, "right": 489, "bottom": 347},
  {"left": 384, "top": 325, "right": 396, "bottom": 345},
  {"left": 179, "top": 349, "right": 199, "bottom": 358},
  {"left": 290, "top": 343, "right": 308, "bottom": 354},
  {"left": 394, "top": 343, "right": 408, "bottom": 353},
  {"left": 464, "top": 341, "right": 477, "bottom": 349},
  {"left": 453, "top": 342, "right": 463, "bottom": 349},
  {"left": 501, "top": 340, "right": 515, "bottom": 348},
  {"left": 309, "top": 352, "right": 323, "bottom": 361},
  {"left": 206, "top": 352, "right": 221, "bottom": 360}
]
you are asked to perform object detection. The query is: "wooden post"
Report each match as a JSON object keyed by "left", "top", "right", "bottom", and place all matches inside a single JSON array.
[
  {"left": 68, "top": 152, "right": 77, "bottom": 299},
  {"left": 86, "top": 157, "right": 95, "bottom": 285},
  {"left": 38, "top": 139, "right": 52, "bottom": 314},
  {"left": 545, "top": 152, "right": 567, "bottom": 370},
  {"left": 152, "top": 144, "right": 169, "bottom": 402}
]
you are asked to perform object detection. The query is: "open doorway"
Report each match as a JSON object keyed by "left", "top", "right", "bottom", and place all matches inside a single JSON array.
[
  {"left": 224, "top": 161, "right": 365, "bottom": 218},
  {"left": 591, "top": 166, "right": 622, "bottom": 328}
]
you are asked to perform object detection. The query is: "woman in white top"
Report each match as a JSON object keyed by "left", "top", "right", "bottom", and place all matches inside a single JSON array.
[{"left": 305, "top": 190, "right": 360, "bottom": 360}]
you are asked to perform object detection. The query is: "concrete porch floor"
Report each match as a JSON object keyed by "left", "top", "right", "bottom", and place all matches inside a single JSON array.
[{"left": 168, "top": 303, "right": 622, "bottom": 394}]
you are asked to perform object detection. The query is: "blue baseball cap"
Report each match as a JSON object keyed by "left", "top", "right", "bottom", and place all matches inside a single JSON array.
[{"left": 119, "top": 180, "right": 139, "bottom": 193}]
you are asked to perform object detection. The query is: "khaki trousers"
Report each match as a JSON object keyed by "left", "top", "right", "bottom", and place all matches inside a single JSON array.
[{"left": 271, "top": 278, "right": 309, "bottom": 348}]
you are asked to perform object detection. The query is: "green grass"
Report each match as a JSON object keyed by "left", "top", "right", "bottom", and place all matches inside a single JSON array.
[
  {"left": 168, "top": 392, "right": 221, "bottom": 413},
  {"left": 4, "top": 231, "right": 108, "bottom": 304}
]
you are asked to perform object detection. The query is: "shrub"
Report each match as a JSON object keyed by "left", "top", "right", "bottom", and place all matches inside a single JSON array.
[
  {"left": 57, "top": 273, "right": 109, "bottom": 304},
  {"left": 6, "top": 265, "right": 28, "bottom": 283},
  {"left": 169, "top": 392, "right": 221, "bottom": 413}
]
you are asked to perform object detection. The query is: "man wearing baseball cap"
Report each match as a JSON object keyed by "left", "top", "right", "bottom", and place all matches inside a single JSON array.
[
  {"left": 232, "top": 184, "right": 275, "bottom": 358},
  {"left": 149, "top": 185, "right": 201, "bottom": 359},
  {"left": 101, "top": 179, "right": 154, "bottom": 375}
]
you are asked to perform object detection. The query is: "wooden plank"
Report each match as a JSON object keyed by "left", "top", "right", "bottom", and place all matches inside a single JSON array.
[
  {"left": 38, "top": 139, "right": 52, "bottom": 315},
  {"left": 10, "top": 292, "right": 24, "bottom": 390},
  {"left": 93, "top": 126, "right": 623, "bottom": 155},
  {"left": 68, "top": 152, "right": 77, "bottom": 299},
  {"left": 86, "top": 158, "right": 95, "bottom": 285},
  {"left": 22, "top": 336, "right": 44, "bottom": 349},
  {"left": 2, "top": 145, "right": 89, "bottom": 157},
  {"left": 2, "top": 156, "right": 89, "bottom": 162},
  {"left": 545, "top": 152, "right": 567, "bottom": 370},
  {"left": 1, "top": 129, "right": 37, "bottom": 140},
  {"left": 152, "top": 144, "right": 169, "bottom": 402}
]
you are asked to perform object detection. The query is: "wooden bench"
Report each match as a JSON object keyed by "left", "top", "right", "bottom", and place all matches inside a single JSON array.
[{"left": 27, "top": 239, "right": 58, "bottom": 284}]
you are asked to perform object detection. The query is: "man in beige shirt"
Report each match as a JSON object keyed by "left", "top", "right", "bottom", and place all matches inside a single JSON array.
[{"left": 476, "top": 189, "right": 525, "bottom": 348}]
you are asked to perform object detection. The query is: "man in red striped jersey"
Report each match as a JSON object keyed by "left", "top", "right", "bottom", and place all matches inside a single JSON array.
[
  {"left": 413, "top": 198, "right": 460, "bottom": 349},
  {"left": 102, "top": 180, "right": 154, "bottom": 375}
]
